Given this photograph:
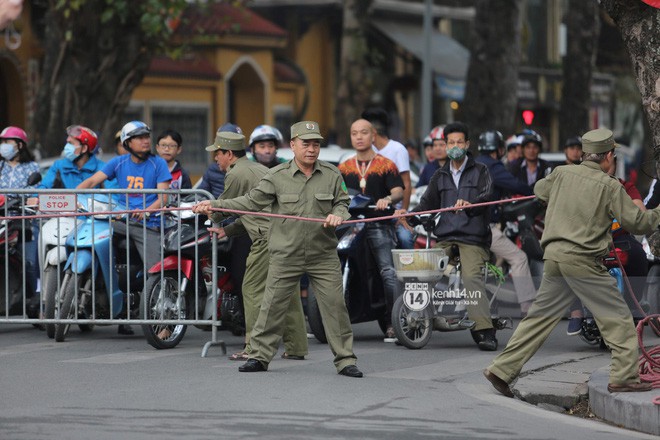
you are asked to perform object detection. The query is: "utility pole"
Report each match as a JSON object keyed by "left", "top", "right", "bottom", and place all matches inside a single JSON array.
[{"left": 420, "top": 0, "right": 433, "bottom": 140}]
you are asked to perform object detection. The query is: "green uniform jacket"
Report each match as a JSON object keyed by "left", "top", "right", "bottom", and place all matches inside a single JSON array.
[
  {"left": 210, "top": 156, "right": 270, "bottom": 240},
  {"left": 216, "top": 159, "right": 350, "bottom": 261},
  {"left": 535, "top": 160, "right": 660, "bottom": 262}
]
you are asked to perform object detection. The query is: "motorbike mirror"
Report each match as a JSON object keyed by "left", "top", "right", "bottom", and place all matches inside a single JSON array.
[
  {"left": 348, "top": 193, "right": 373, "bottom": 210},
  {"left": 27, "top": 172, "right": 42, "bottom": 186}
]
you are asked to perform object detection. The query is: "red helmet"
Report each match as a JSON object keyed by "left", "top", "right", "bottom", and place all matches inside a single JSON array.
[
  {"left": 429, "top": 125, "right": 445, "bottom": 141},
  {"left": 0, "top": 126, "right": 28, "bottom": 144},
  {"left": 66, "top": 125, "right": 98, "bottom": 153}
]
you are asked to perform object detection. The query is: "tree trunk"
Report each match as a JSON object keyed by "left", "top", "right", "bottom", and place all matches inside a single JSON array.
[
  {"left": 32, "top": 3, "right": 153, "bottom": 156},
  {"left": 462, "top": 0, "right": 523, "bottom": 142},
  {"left": 559, "top": 0, "right": 600, "bottom": 144},
  {"left": 600, "top": 0, "right": 660, "bottom": 178},
  {"left": 334, "top": 0, "right": 373, "bottom": 148}
]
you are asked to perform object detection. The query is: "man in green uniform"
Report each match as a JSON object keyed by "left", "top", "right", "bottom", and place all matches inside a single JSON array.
[
  {"left": 198, "top": 121, "right": 363, "bottom": 378},
  {"left": 484, "top": 128, "right": 659, "bottom": 396},
  {"left": 193, "top": 131, "right": 308, "bottom": 361}
]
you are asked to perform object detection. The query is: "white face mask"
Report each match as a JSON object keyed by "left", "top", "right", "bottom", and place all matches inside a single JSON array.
[{"left": 0, "top": 143, "right": 17, "bottom": 161}]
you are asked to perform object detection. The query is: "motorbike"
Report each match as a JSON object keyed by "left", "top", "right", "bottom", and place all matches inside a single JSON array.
[
  {"left": 390, "top": 212, "right": 511, "bottom": 349},
  {"left": 642, "top": 231, "right": 659, "bottom": 317},
  {"left": 140, "top": 198, "right": 243, "bottom": 349},
  {"left": 642, "top": 231, "right": 660, "bottom": 336},
  {"left": 40, "top": 214, "right": 81, "bottom": 338},
  {"left": 53, "top": 194, "right": 146, "bottom": 342},
  {"left": 306, "top": 194, "right": 393, "bottom": 343},
  {"left": 0, "top": 195, "right": 37, "bottom": 317},
  {"left": 500, "top": 197, "right": 545, "bottom": 288},
  {"left": 579, "top": 221, "right": 660, "bottom": 346}
]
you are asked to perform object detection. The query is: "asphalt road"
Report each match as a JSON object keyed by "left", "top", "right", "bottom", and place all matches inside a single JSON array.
[{"left": 0, "top": 319, "right": 655, "bottom": 440}]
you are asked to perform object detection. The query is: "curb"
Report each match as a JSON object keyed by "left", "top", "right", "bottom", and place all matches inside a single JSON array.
[{"left": 588, "top": 367, "right": 660, "bottom": 436}]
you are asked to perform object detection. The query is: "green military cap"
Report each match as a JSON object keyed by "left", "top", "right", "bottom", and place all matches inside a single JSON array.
[
  {"left": 581, "top": 128, "right": 616, "bottom": 154},
  {"left": 206, "top": 131, "right": 245, "bottom": 152},
  {"left": 291, "top": 121, "right": 324, "bottom": 140}
]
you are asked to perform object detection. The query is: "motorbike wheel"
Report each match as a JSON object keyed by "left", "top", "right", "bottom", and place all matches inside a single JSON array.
[
  {"left": 42, "top": 266, "right": 62, "bottom": 339},
  {"left": 377, "top": 317, "right": 388, "bottom": 335},
  {"left": 0, "top": 264, "right": 23, "bottom": 316},
  {"left": 391, "top": 295, "right": 433, "bottom": 349},
  {"left": 306, "top": 285, "right": 327, "bottom": 344},
  {"left": 54, "top": 271, "right": 83, "bottom": 342},
  {"left": 140, "top": 271, "right": 189, "bottom": 349}
]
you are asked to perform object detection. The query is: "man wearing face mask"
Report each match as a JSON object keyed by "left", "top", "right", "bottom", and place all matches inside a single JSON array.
[
  {"left": 398, "top": 121, "right": 498, "bottom": 351},
  {"left": 33, "top": 126, "right": 109, "bottom": 193}
]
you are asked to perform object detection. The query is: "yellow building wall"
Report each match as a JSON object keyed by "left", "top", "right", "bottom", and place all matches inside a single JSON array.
[{"left": 294, "top": 20, "right": 336, "bottom": 139}]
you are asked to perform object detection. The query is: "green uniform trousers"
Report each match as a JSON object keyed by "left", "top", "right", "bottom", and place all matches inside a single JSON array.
[
  {"left": 436, "top": 241, "right": 493, "bottom": 331},
  {"left": 249, "top": 256, "right": 357, "bottom": 372},
  {"left": 488, "top": 258, "right": 640, "bottom": 385},
  {"left": 242, "top": 237, "right": 308, "bottom": 357}
]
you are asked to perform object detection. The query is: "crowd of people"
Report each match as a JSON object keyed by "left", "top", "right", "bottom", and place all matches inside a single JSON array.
[{"left": 1, "top": 111, "right": 658, "bottom": 391}]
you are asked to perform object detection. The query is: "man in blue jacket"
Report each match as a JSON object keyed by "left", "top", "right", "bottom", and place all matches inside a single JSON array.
[
  {"left": 400, "top": 121, "right": 498, "bottom": 351},
  {"left": 475, "top": 130, "right": 537, "bottom": 316},
  {"left": 35, "top": 126, "right": 109, "bottom": 191}
]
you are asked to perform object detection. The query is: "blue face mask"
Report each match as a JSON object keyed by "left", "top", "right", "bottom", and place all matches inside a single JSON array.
[
  {"left": 0, "top": 143, "right": 17, "bottom": 161},
  {"left": 447, "top": 146, "right": 467, "bottom": 161},
  {"left": 63, "top": 143, "right": 80, "bottom": 162}
]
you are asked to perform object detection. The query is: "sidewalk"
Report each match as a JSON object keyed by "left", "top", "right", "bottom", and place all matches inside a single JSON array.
[{"left": 510, "top": 346, "right": 659, "bottom": 436}]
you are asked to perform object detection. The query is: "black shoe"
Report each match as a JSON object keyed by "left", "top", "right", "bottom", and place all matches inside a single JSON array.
[
  {"left": 117, "top": 325, "right": 134, "bottom": 335},
  {"left": 238, "top": 359, "right": 268, "bottom": 373},
  {"left": 471, "top": 328, "right": 498, "bottom": 351},
  {"left": 338, "top": 365, "right": 363, "bottom": 378}
]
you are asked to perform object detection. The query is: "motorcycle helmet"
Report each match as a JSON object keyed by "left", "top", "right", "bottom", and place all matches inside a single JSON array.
[
  {"left": 422, "top": 136, "right": 433, "bottom": 148},
  {"left": 429, "top": 125, "right": 445, "bottom": 141},
  {"left": 0, "top": 126, "right": 28, "bottom": 145},
  {"left": 521, "top": 130, "right": 542, "bottom": 150},
  {"left": 564, "top": 136, "right": 582, "bottom": 149},
  {"left": 66, "top": 125, "right": 99, "bottom": 153},
  {"left": 120, "top": 120, "right": 151, "bottom": 144},
  {"left": 477, "top": 130, "right": 504, "bottom": 152},
  {"left": 505, "top": 134, "right": 524, "bottom": 150},
  {"left": 249, "top": 125, "right": 280, "bottom": 149},
  {"left": 216, "top": 123, "right": 242, "bottom": 135}
]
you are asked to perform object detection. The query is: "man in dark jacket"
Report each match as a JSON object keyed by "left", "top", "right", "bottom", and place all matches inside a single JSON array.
[
  {"left": 400, "top": 122, "right": 498, "bottom": 351},
  {"left": 510, "top": 131, "right": 552, "bottom": 189},
  {"left": 475, "top": 130, "right": 536, "bottom": 316}
]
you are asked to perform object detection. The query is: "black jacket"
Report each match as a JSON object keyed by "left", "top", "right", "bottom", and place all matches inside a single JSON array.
[
  {"left": 413, "top": 155, "right": 493, "bottom": 246},
  {"left": 510, "top": 158, "right": 552, "bottom": 189},
  {"left": 475, "top": 154, "right": 533, "bottom": 223}
]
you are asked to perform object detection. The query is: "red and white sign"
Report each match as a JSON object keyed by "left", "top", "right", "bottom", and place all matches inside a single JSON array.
[{"left": 39, "top": 194, "right": 77, "bottom": 212}]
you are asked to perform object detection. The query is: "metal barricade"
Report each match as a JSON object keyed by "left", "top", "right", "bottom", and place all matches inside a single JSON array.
[{"left": 0, "top": 188, "right": 228, "bottom": 357}]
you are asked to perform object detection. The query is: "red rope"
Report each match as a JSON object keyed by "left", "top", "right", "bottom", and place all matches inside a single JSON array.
[
  {"left": 637, "top": 316, "right": 660, "bottom": 398},
  {"left": 0, "top": 195, "right": 537, "bottom": 223},
  {"left": 206, "top": 195, "right": 538, "bottom": 225},
  {"left": 612, "top": 239, "right": 660, "bottom": 400}
]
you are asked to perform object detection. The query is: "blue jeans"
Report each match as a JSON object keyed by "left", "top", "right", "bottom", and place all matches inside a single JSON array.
[
  {"left": 396, "top": 223, "right": 414, "bottom": 249},
  {"left": 365, "top": 223, "right": 400, "bottom": 326}
]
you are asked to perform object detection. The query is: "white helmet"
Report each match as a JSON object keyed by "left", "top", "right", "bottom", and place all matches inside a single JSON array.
[
  {"left": 120, "top": 120, "right": 151, "bottom": 144},
  {"left": 249, "top": 125, "right": 280, "bottom": 149}
]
